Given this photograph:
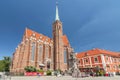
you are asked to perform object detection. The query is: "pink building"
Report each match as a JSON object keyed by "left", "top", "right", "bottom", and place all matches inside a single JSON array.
[{"left": 76, "top": 48, "right": 120, "bottom": 74}]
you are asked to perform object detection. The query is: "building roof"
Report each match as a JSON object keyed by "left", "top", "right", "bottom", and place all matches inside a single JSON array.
[
  {"left": 77, "top": 48, "right": 120, "bottom": 58},
  {"left": 55, "top": 2, "right": 60, "bottom": 21},
  {"left": 62, "top": 35, "right": 70, "bottom": 46},
  {"left": 25, "top": 28, "right": 52, "bottom": 43},
  {"left": 24, "top": 28, "right": 70, "bottom": 46}
]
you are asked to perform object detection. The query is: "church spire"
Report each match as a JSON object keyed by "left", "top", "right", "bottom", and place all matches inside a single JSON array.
[{"left": 55, "top": 2, "right": 60, "bottom": 21}]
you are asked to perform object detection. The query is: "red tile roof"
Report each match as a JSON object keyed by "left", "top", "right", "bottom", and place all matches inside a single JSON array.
[
  {"left": 62, "top": 35, "right": 70, "bottom": 46},
  {"left": 25, "top": 28, "right": 52, "bottom": 43},
  {"left": 25, "top": 28, "right": 70, "bottom": 46},
  {"left": 77, "top": 48, "right": 120, "bottom": 58}
]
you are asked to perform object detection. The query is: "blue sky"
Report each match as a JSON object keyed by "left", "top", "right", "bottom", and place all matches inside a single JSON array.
[{"left": 0, "top": 0, "right": 120, "bottom": 59}]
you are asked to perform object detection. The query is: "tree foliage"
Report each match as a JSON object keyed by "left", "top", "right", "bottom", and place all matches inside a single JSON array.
[
  {"left": 0, "top": 60, "right": 5, "bottom": 71},
  {"left": 0, "top": 56, "right": 11, "bottom": 72}
]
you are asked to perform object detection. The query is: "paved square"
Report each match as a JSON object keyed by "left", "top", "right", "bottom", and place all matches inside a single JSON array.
[{"left": 2, "top": 76, "right": 120, "bottom": 80}]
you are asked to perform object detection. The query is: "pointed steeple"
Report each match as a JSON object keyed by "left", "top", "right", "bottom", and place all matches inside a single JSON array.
[{"left": 55, "top": 2, "right": 60, "bottom": 21}]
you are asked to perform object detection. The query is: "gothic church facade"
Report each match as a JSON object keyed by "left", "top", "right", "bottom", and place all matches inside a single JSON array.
[{"left": 10, "top": 5, "right": 73, "bottom": 73}]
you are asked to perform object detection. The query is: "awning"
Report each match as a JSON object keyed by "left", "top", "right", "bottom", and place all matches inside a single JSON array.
[{"left": 39, "top": 63, "right": 45, "bottom": 67}]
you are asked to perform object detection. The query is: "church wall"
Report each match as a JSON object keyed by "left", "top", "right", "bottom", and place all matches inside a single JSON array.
[
  {"left": 11, "top": 32, "right": 54, "bottom": 73},
  {"left": 10, "top": 3, "right": 74, "bottom": 74}
]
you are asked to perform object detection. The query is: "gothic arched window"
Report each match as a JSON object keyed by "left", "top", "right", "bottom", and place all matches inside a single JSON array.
[
  {"left": 31, "top": 42, "right": 35, "bottom": 61},
  {"left": 64, "top": 49, "right": 67, "bottom": 63},
  {"left": 39, "top": 45, "right": 43, "bottom": 61},
  {"left": 45, "top": 46, "right": 49, "bottom": 58}
]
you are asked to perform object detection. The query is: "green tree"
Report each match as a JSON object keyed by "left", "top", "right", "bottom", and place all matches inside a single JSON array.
[
  {"left": 0, "top": 60, "right": 5, "bottom": 71},
  {"left": 3, "top": 56, "right": 11, "bottom": 72},
  {"left": 0, "top": 56, "right": 11, "bottom": 72}
]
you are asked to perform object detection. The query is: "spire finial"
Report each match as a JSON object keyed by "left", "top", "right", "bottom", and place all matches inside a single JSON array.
[{"left": 55, "top": 2, "right": 60, "bottom": 21}]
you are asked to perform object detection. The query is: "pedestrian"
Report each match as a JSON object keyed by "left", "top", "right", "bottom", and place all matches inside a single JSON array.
[{"left": 37, "top": 72, "right": 40, "bottom": 77}]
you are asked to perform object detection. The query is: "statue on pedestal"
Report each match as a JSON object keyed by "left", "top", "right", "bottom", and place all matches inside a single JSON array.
[{"left": 68, "top": 52, "right": 81, "bottom": 78}]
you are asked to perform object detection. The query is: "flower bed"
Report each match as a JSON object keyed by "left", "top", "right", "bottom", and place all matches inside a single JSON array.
[{"left": 24, "top": 72, "right": 44, "bottom": 76}]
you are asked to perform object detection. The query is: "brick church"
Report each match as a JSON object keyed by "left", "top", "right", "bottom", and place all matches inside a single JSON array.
[{"left": 10, "top": 4, "right": 73, "bottom": 73}]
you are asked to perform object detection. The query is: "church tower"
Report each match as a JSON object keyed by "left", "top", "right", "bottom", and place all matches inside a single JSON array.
[
  {"left": 52, "top": 3, "right": 64, "bottom": 70},
  {"left": 11, "top": 2, "right": 73, "bottom": 73}
]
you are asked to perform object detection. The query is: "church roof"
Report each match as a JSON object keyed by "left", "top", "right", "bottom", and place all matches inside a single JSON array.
[
  {"left": 24, "top": 28, "right": 70, "bottom": 46},
  {"left": 77, "top": 48, "right": 120, "bottom": 58},
  {"left": 25, "top": 28, "right": 52, "bottom": 43},
  {"left": 55, "top": 3, "right": 60, "bottom": 21},
  {"left": 62, "top": 35, "right": 70, "bottom": 46}
]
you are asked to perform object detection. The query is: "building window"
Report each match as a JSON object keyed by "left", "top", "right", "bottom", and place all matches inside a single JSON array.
[
  {"left": 106, "top": 56, "right": 108, "bottom": 61},
  {"left": 45, "top": 46, "right": 49, "bottom": 58},
  {"left": 113, "top": 66, "right": 115, "bottom": 69},
  {"left": 39, "top": 45, "right": 43, "bottom": 61},
  {"left": 31, "top": 42, "right": 35, "bottom": 61},
  {"left": 50, "top": 46, "right": 53, "bottom": 58},
  {"left": 47, "top": 61, "right": 50, "bottom": 69},
  {"left": 64, "top": 49, "right": 67, "bottom": 63},
  {"left": 94, "top": 57, "right": 98, "bottom": 62},
  {"left": 79, "top": 60, "right": 80, "bottom": 63},
  {"left": 114, "top": 58, "right": 116, "bottom": 62},
  {"left": 119, "top": 59, "right": 120, "bottom": 62},
  {"left": 84, "top": 59, "right": 88, "bottom": 63},
  {"left": 107, "top": 65, "right": 110, "bottom": 68},
  {"left": 112, "top": 58, "right": 114, "bottom": 62}
]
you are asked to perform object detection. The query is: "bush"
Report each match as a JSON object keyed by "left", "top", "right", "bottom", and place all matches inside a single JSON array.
[
  {"left": 37, "top": 69, "right": 44, "bottom": 73},
  {"left": 24, "top": 66, "right": 36, "bottom": 72},
  {"left": 46, "top": 70, "right": 52, "bottom": 76}
]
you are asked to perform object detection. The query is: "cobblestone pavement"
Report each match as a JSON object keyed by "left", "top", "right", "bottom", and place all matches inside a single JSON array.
[{"left": 2, "top": 76, "right": 120, "bottom": 80}]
